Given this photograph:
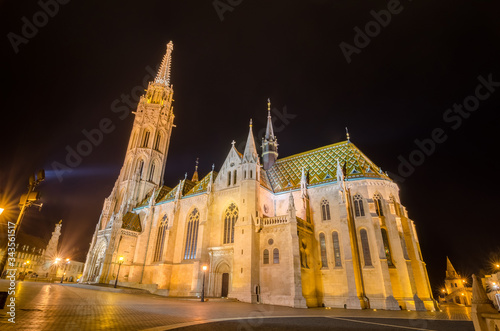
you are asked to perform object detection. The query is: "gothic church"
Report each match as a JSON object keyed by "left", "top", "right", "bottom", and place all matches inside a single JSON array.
[{"left": 82, "top": 42, "right": 436, "bottom": 310}]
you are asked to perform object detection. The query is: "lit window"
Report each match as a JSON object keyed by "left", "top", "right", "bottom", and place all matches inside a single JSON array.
[
  {"left": 321, "top": 199, "right": 331, "bottom": 221},
  {"left": 374, "top": 193, "right": 384, "bottom": 216},
  {"left": 153, "top": 132, "right": 161, "bottom": 151},
  {"left": 353, "top": 194, "right": 365, "bottom": 217},
  {"left": 319, "top": 233, "right": 328, "bottom": 268},
  {"left": 332, "top": 231, "right": 342, "bottom": 267},
  {"left": 223, "top": 203, "right": 238, "bottom": 244},
  {"left": 153, "top": 214, "right": 168, "bottom": 262},
  {"left": 184, "top": 209, "right": 200, "bottom": 260},
  {"left": 142, "top": 130, "right": 150, "bottom": 147},
  {"left": 273, "top": 248, "right": 280, "bottom": 264},
  {"left": 381, "top": 228, "right": 394, "bottom": 267},
  {"left": 263, "top": 249, "right": 269, "bottom": 264},
  {"left": 360, "top": 229, "right": 372, "bottom": 266},
  {"left": 149, "top": 163, "right": 155, "bottom": 182}
]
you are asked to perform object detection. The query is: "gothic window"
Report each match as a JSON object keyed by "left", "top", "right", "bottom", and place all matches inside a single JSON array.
[
  {"left": 223, "top": 203, "right": 238, "bottom": 244},
  {"left": 227, "top": 171, "right": 231, "bottom": 187},
  {"left": 153, "top": 132, "right": 161, "bottom": 151},
  {"left": 374, "top": 193, "right": 384, "bottom": 216},
  {"left": 400, "top": 233, "right": 409, "bottom": 260},
  {"left": 153, "top": 215, "right": 168, "bottom": 262},
  {"left": 273, "top": 248, "right": 279, "bottom": 264},
  {"left": 353, "top": 194, "right": 365, "bottom": 217},
  {"left": 148, "top": 163, "right": 155, "bottom": 182},
  {"left": 321, "top": 199, "right": 331, "bottom": 221},
  {"left": 250, "top": 170, "right": 253, "bottom": 179},
  {"left": 184, "top": 208, "right": 200, "bottom": 260},
  {"left": 360, "top": 229, "right": 372, "bottom": 266},
  {"left": 332, "top": 231, "right": 342, "bottom": 267},
  {"left": 233, "top": 170, "right": 237, "bottom": 185},
  {"left": 263, "top": 249, "right": 269, "bottom": 264},
  {"left": 381, "top": 228, "right": 394, "bottom": 267},
  {"left": 142, "top": 130, "right": 150, "bottom": 147},
  {"left": 319, "top": 233, "right": 328, "bottom": 268},
  {"left": 138, "top": 160, "right": 144, "bottom": 179}
]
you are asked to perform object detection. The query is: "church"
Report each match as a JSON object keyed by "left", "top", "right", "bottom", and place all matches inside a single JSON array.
[{"left": 81, "top": 41, "right": 436, "bottom": 310}]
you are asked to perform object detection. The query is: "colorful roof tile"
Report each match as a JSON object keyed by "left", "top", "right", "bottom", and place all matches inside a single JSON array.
[
  {"left": 265, "top": 141, "right": 390, "bottom": 193},
  {"left": 185, "top": 171, "right": 218, "bottom": 197},
  {"left": 121, "top": 212, "right": 142, "bottom": 232}
]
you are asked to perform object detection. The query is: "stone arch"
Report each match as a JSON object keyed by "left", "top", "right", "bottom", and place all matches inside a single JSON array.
[
  {"left": 211, "top": 260, "right": 231, "bottom": 297},
  {"left": 88, "top": 238, "right": 107, "bottom": 283}
]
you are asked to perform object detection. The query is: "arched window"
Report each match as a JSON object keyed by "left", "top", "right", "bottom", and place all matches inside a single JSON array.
[
  {"left": 142, "top": 130, "right": 150, "bottom": 147},
  {"left": 148, "top": 163, "right": 155, "bottom": 182},
  {"left": 381, "top": 228, "right": 394, "bottom": 267},
  {"left": 223, "top": 203, "right": 238, "bottom": 244},
  {"left": 227, "top": 171, "right": 231, "bottom": 186},
  {"left": 321, "top": 199, "right": 331, "bottom": 221},
  {"left": 153, "top": 214, "right": 168, "bottom": 262},
  {"left": 273, "top": 248, "right": 280, "bottom": 264},
  {"left": 353, "top": 194, "right": 365, "bottom": 217},
  {"left": 153, "top": 132, "right": 161, "bottom": 151},
  {"left": 138, "top": 160, "right": 144, "bottom": 179},
  {"left": 332, "top": 231, "right": 342, "bottom": 267},
  {"left": 360, "top": 229, "right": 372, "bottom": 266},
  {"left": 319, "top": 233, "right": 328, "bottom": 268},
  {"left": 263, "top": 249, "right": 269, "bottom": 264},
  {"left": 184, "top": 208, "right": 200, "bottom": 260},
  {"left": 374, "top": 193, "right": 384, "bottom": 216}
]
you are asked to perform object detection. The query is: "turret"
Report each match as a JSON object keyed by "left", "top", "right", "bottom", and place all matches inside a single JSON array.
[{"left": 261, "top": 98, "right": 278, "bottom": 170}]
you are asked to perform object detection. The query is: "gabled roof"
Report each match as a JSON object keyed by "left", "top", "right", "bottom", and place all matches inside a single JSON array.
[
  {"left": 121, "top": 212, "right": 142, "bottom": 232},
  {"left": 156, "top": 178, "right": 197, "bottom": 203},
  {"left": 136, "top": 185, "right": 173, "bottom": 208},
  {"left": 265, "top": 141, "right": 391, "bottom": 193},
  {"left": 185, "top": 171, "right": 218, "bottom": 197}
]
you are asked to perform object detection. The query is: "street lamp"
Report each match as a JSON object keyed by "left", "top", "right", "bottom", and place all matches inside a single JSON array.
[
  {"left": 22, "top": 260, "right": 30, "bottom": 278},
  {"left": 201, "top": 265, "right": 208, "bottom": 302},
  {"left": 0, "top": 208, "right": 4, "bottom": 215},
  {"left": 60, "top": 258, "right": 70, "bottom": 283},
  {"left": 114, "top": 256, "right": 124, "bottom": 288}
]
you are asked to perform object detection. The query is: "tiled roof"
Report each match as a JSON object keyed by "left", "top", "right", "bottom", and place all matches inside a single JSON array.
[
  {"left": 121, "top": 212, "right": 142, "bottom": 232},
  {"left": 265, "top": 141, "right": 390, "bottom": 193},
  {"left": 185, "top": 171, "right": 218, "bottom": 197}
]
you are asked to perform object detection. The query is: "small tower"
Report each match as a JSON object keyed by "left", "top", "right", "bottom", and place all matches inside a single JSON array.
[
  {"left": 445, "top": 257, "right": 464, "bottom": 294},
  {"left": 191, "top": 158, "right": 199, "bottom": 182},
  {"left": 261, "top": 98, "right": 278, "bottom": 170}
]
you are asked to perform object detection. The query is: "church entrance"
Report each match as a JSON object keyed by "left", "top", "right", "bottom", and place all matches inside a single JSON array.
[{"left": 221, "top": 273, "right": 229, "bottom": 297}]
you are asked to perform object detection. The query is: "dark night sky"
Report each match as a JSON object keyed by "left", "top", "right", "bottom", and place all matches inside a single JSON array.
[{"left": 1, "top": 0, "right": 499, "bottom": 293}]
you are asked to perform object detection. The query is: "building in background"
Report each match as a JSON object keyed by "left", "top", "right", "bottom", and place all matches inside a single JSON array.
[
  {"left": 82, "top": 42, "right": 437, "bottom": 310},
  {"left": 437, "top": 257, "right": 472, "bottom": 306}
]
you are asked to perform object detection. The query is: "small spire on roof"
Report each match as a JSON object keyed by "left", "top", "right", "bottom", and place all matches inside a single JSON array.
[
  {"left": 191, "top": 158, "right": 199, "bottom": 182},
  {"left": 346, "top": 127, "right": 350, "bottom": 142}
]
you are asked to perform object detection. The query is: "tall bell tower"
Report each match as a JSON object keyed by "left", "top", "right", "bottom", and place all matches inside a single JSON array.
[{"left": 100, "top": 41, "right": 175, "bottom": 230}]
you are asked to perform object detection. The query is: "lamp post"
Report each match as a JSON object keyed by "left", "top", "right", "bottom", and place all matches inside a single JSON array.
[
  {"left": 0, "top": 170, "right": 45, "bottom": 274},
  {"left": 114, "top": 256, "right": 124, "bottom": 288},
  {"left": 60, "top": 259, "right": 70, "bottom": 283},
  {"left": 201, "top": 265, "right": 207, "bottom": 302},
  {"left": 22, "top": 260, "right": 30, "bottom": 279}
]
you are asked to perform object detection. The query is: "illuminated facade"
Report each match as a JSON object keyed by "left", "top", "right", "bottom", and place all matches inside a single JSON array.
[{"left": 81, "top": 42, "right": 436, "bottom": 310}]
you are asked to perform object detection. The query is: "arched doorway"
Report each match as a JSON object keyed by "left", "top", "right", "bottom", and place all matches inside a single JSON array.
[{"left": 211, "top": 262, "right": 231, "bottom": 297}]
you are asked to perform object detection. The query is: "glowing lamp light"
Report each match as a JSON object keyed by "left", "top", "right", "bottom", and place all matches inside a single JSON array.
[
  {"left": 0, "top": 208, "right": 4, "bottom": 215},
  {"left": 202, "top": 265, "right": 208, "bottom": 271}
]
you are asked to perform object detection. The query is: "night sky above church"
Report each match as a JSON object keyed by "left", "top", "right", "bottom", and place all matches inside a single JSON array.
[{"left": 1, "top": 1, "right": 499, "bottom": 290}]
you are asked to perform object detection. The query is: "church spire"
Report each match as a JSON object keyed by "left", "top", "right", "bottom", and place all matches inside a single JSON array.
[
  {"left": 446, "top": 256, "right": 460, "bottom": 279},
  {"left": 155, "top": 41, "right": 174, "bottom": 86},
  {"left": 191, "top": 158, "right": 199, "bottom": 182},
  {"left": 262, "top": 98, "right": 278, "bottom": 170},
  {"left": 243, "top": 119, "right": 259, "bottom": 163}
]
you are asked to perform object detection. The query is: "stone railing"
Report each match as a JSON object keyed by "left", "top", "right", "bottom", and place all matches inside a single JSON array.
[{"left": 260, "top": 215, "right": 288, "bottom": 226}]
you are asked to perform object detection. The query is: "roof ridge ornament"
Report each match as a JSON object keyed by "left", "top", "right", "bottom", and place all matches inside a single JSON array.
[{"left": 346, "top": 127, "right": 350, "bottom": 142}]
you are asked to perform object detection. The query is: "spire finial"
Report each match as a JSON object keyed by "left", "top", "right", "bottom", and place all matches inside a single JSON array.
[
  {"left": 212, "top": 163, "right": 215, "bottom": 171},
  {"left": 191, "top": 158, "right": 199, "bottom": 182},
  {"left": 155, "top": 41, "right": 174, "bottom": 86},
  {"left": 345, "top": 127, "right": 350, "bottom": 142},
  {"left": 267, "top": 98, "right": 271, "bottom": 114},
  {"left": 249, "top": 118, "right": 252, "bottom": 127}
]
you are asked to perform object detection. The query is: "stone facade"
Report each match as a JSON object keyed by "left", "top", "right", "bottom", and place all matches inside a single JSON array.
[{"left": 81, "top": 42, "right": 436, "bottom": 310}]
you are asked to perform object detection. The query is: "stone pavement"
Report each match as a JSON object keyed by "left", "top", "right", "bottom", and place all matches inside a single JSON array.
[{"left": 0, "top": 280, "right": 474, "bottom": 330}]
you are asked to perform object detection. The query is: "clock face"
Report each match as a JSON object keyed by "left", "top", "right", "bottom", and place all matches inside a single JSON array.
[{"left": 263, "top": 204, "right": 269, "bottom": 214}]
